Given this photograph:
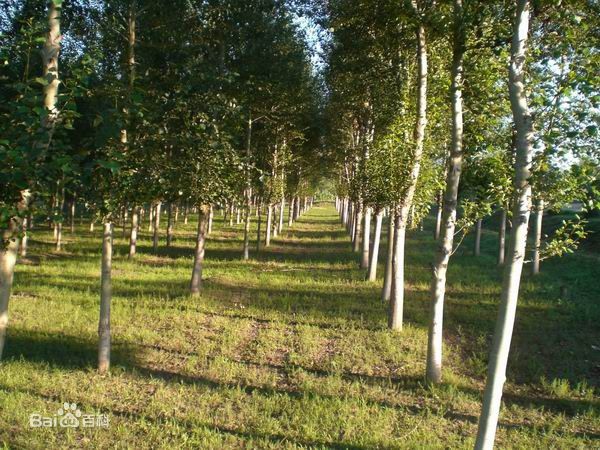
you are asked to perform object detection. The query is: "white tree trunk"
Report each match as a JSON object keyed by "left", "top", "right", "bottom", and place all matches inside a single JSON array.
[
  {"left": 388, "top": 13, "right": 428, "bottom": 331},
  {"left": 532, "top": 199, "right": 544, "bottom": 274},
  {"left": 367, "top": 210, "right": 383, "bottom": 281},
  {"left": 382, "top": 214, "right": 394, "bottom": 302},
  {"left": 353, "top": 203, "right": 362, "bottom": 253},
  {"left": 256, "top": 202, "right": 262, "bottom": 253},
  {"left": 475, "top": 1, "right": 535, "bottom": 447},
  {"left": 434, "top": 195, "right": 442, "bottom": 240},
  {"left": 166, "top": 202, "right": 174, "bottom": 247},
  {"left": 361, "top": 206, "right": 371, "bottom": 268},
  {"left": 153, "top": 201, "right": 161, "bottom": 252},
  {"left": 129, "top": 207, "right": 139, "bottom": 258},
  {"left": 0, "top": 225, "right": 19, "bottom": 360},
  {"left": 98, "top": 222, "right": 113, "bottom": 373},
  {"left": 265, "top": 204, "right": 272, "bottom": 246},
  {"left": 207, "top": 204, "right": 214, "bottom": 235},
  {"left": 288, "top": 197, "right": 294, "bottom": 227},
  {"left": 498, "top": 209, "right": 507, "bottom": 265},
  {"left": 278, "top": 198, "right": 285, "bottom": 233},
  {"left": 426, "top": 0, "right": 465, "bottom": 385},
  {"left": 70, "top": 199, "right": 75, "bottom": 233},
  {"left": 190, "top": 206, "right": 209, "bottom": 295},
  {"left": 389, "top": 210, "right": 408, "bottom": 330},
  {"left": 474, "top": 218, "right": 482, "bottom": 256},
  {"left": 20, "top": 217, "right": 29, "bottom": 258}
]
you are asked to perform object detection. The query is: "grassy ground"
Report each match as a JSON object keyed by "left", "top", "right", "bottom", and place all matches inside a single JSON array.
[{"left": 0, "top": 203, "right": 598, "bottom": 449}]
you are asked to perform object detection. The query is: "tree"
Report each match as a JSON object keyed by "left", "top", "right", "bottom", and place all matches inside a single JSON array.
[{"left": 475, "top": 0, "right": 535, "bottom": 446}]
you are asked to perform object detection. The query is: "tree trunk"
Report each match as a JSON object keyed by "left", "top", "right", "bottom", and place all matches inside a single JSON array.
[
  {"left": 207, "top": 205, "right": 214, "bottom": 235},
  {"left": 475, "top": 1, "right": 535, "bottom": 447},
  {"left": 153, "top": 201, "right": 161, "bottom": 252},
  {"left": 0, "top": 224, "right": 19, "bottom": 360},
  {"left": 229, "top": 202, "right": 234, "bottom": 226},
  {"left": 434, "top": 195, "right": 442, "bottom": 240},
  {"left": 498, "top": 209, "right": 506, "bottom": 265},
  {"left": 474, "top": 218, "right": 482, "bottom": 256},
  {"left": 98, "top": 222, "right": 113, "bottom": 373},
  {"left": 166, "top": 202, "right": 174, "bottom": 247},
  {"left": 353, "top": 203, "right": 362, "bottom": 253},
  {"left": 148, "top": 204, "right": 154, "bottom": 232},
  {"left": 121, "top": 207, "right": 128, "bottom": 239},
  {"left": 190, "top": 206, "right": 209, "bottom": 295},
  {"left": 388, "top": 12, "right": 428, "bottom": 331},
  {"left": 129, "top": 206, "right": 139, "bottom": 259},
  {"left": 278, "top": 197, "right": 285, "bottom": 233},
  {"left": 183, "top": 201, "right": 189, "bottom": 225},
  {"left": 243, "top": 113, "right": 253, "bottom": 260},
  {"left": 426, "top": 0, "right": 465, "bottom": 385},
  {"left": 389, "top": 210, "right": 408, "bottom": 330},
  {"left": 70, "top": 198, "right": 76, "bottom": 233},
  {"left": 382, "top": 214, "right": 395, "bottom": 302},
  {"left": 256, "top": 202, "right": 262, "bottom": 254},
  {"left": 361, "top": 206, "right": 371, "bottom": 268},
  {"left": 532, "top": 199, "right": 544, "bottom": 275},
  {"left": 272, "top": 205, "right": 278, "bottom": 238},
  {"left": 294, "top": 196, "right": 300, "bottom": 220},
  {"left": 55, "top": 186, "right": 64, "bottom": 251},
  {"left": 367, "top": 210, "right": 383, "bottom": 281},
  {"left": 288, "top": 197, "right": 294, "bottom": 226},
  {"left": 20, "top": 217, "right": 29, "bottom": 258},
  {"left": 265, "top": 204, "right": 272, "bottom": 246}
]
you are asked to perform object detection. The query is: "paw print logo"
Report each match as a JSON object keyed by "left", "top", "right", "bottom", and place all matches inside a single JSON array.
[{"left": 57, "top": 402, "right": 81, "bottom": 428}]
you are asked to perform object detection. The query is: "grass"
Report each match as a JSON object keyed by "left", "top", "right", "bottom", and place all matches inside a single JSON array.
[{"left": 0, "top": 203, "right": 598, "bottom": 449}]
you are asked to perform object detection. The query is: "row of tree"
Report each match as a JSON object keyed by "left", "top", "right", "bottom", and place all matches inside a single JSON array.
[
  {"left": 1, "top": 0, "right": 324, "bottom": 371},
  {"left": 324, "top": 0, "right": 598, "bottom": 448}
]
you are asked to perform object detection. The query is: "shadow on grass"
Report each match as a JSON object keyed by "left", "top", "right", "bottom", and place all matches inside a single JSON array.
[{"left": 3, "top": 330, "right": 598, "bottom": 442}]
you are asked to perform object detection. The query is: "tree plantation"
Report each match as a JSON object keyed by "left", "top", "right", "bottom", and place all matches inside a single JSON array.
[{"left": 1, "top": 0, "right": 599, "bottom": 448}]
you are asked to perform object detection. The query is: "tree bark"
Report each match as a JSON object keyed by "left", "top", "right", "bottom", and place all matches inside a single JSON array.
[
  {"left": 256, "top": 202, "right": 262, "bottom": 254},
  {"left": 190, "top": 206, "right": 209, "bottom": 295},
  {"left": 70, "top": 198, "right": 76, "bottom": 233},
  {"left": 388, "top": 11, "right": 428, "bottom": 331},
  {"left": 382, "top": 214, "right": 395, "bottom": 302},
  {"left": 367, "top": 209, "right": 383, "bottom": 281},
  {"left": 361, "top": 206, "right": 371, "bottom": 268},
  {"left": 353, "top": 203, "right": 362, "bottom": 253},
  {"left": 98, "top": 222, "right": 113, "bottom": 373},
  {"left": 207, "top": 205, "right": 214, "bottom": 235},
  {"left": 128, "top": 206, "right": 139, "bottom": 258},
  {"left": 474, "top": 218, "right": 482, "bottom": 256},
  {"left": 389, "top": 210, "right": 407, "bottom": 330},
  {"left": 475, "top": 1, "right": 535, "bottom": 447},
  {"left": 153, "top": 201, "right": 161, "bottom": 252},
  {"left": 434, "top": 194, "right": 442, "bottom": 240},
  {"left": 166, "top": 202, "right": 174, "bottom": 247},
  {"left": 426, "top": 0, "right": 465, "bottom": 384},
  {"left": 243, "top": 113, "right": 252, "bottom": 260},
  {"left": 265, "top": 204, "right": 272, "bottom": 246},
  {"left": 532, "top": 199, "right": 544, "bottom": 274},
  {"left": 498, "top": 209, "right": 507, "bottom": 265},
  {"left": 20, "top": 216, "right": 29, "bottom": 258},
  {"left": 278, "top": 197, "right": 285, "bottom": 233},
  {"left": 288, "top": 197, "right": 294, "bottom": 227},
  {"left": 0, "top": 223, "right": 19, "bottom": 360}
]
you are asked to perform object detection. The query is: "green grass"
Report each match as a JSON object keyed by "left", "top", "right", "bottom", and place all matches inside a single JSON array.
[{"left": 1, "top": 204, "right": 598, "bottom": 449}]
